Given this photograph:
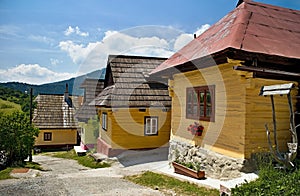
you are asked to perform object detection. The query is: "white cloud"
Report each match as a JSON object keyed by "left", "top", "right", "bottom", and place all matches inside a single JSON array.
[
  {"left": 64, "top": 26, "right": 75, "bottom": 36},
  {"left": 50, "top": 58, "right": 62, "bottom": 66},
  {"left": 173, "top": 24, "right": 210, "bottom": 51},
  {"left": 59, "top": 30, "right": 174, "bottom": 74},
  {"left": 59, "top": 24, "right": 211, "bottom": 75},
  {"left": 64, "top": 26, "right": 89, "bottom": 37},
  {"left": 0, "top": 64, "right": 75, "bottom": 84},
  {"left": 194, "top": 24, "right": 210, "bottom": 36}
]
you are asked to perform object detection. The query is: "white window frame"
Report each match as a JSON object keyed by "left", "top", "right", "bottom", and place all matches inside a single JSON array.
[
  {"left": 144, "top": 116, "right": 158, "bottom": 136},
  {"left": 102, "top": 112, "right": 107, "bottom": 131}
]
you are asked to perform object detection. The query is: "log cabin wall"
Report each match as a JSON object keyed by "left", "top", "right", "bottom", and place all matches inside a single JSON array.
[
  {"left": 170, "top": 60, "right": 297, "bottom": 159},
  {"left": 98, "top": 107, "right": 171, "bottom": 150}
]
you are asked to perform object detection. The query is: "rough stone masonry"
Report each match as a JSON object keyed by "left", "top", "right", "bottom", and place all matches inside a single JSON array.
[{"left": 168, "top": 139, "right": 255, "bottom": 180}]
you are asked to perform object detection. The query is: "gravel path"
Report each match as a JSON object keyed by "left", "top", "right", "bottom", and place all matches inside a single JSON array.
[{"left": 0, "top": 155, "right": 164, "bottom": 196}]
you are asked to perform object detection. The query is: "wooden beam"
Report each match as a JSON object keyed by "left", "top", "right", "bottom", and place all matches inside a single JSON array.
[{"left": 233, "top": 66, "right": 300, "bottom": 81}]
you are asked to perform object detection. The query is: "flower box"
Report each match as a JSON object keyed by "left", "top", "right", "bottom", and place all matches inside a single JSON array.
[{"left": 172, "top": 161, "right": 205, "bottom": 179}]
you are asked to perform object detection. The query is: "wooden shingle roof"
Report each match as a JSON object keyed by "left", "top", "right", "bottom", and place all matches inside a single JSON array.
[
  {"left": 33, "top": 94, "right": 78, "bottom": 129},
  {"left": 75, "top": 79, "right": 105, "bottom": 121},
  {"left": 92, "top": 55, "right": 171, "bottom": 108}
]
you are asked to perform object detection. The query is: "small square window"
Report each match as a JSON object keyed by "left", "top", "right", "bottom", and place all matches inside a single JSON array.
[
  {"left": 144, "top": 116, "right": 158, "bottom": 136},
  {"left": 44, "top": 132, "right": 52, "bottom": 141}
]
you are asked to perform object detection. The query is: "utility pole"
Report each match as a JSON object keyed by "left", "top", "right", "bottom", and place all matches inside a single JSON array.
[{"left": 29, "top": 88, "right": 33, "bottom": 162}]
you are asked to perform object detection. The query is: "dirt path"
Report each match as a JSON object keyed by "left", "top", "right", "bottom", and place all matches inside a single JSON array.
[{"left": 0, "top": 155, "right": 164, "bottom": 196}]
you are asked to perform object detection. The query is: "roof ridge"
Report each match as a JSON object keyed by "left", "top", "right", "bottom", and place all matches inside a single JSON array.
[{"left": 246, "top": 0, "right": 300, "bottom": 13}]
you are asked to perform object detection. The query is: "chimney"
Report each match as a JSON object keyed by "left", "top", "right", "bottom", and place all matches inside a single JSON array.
[
  {"left": 64, "top": 83, "right": 69, "bottom": 100},
  {"left": 236, "top": 0, "right": 244, "bottom": 7},
  {"left": 193, "top": 34, "right": 197, "bottom": 39}
]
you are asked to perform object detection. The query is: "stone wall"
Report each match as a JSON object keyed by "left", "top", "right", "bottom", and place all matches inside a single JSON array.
[{"left": 169, "top": 139, "right": 254, "bottom": 180}]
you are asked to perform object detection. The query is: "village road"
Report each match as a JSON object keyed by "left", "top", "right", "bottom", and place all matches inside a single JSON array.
[{"left": 0, "top": 155, "right": 164, "bottom": 196}]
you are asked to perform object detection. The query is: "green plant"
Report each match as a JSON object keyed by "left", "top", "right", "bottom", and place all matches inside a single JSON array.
[
  {"left": 0, "top": 168, "right": 15, "bottom": 180},
  {"left": 49, "top": 150, "right": 111, "bottom": 169},
  {"left": 0, "top": 111, "right": 39, "bottom": 166},
  {"left": 125, "top": 171, "right": 218, "bottom": 196},
  {"left": 231, "top": 159, "right": 300, "bottom": 195}
]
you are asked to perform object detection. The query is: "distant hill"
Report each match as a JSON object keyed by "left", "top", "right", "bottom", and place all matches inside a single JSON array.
[
  {"left": 0, "top": 98, "right": 21, "bottom": 115},
  {"left": 0, "top": 69, "right": 106, "bottom": 96}
]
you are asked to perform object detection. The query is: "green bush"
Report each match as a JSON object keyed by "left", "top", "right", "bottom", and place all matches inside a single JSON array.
[
  {"left": 231, "top": 160, "right": 300, "bottom": 195},
  {"left": 0, "top": 111, "right": 39, "bottom": 166}
]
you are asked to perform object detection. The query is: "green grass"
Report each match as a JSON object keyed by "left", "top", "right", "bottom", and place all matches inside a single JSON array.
[
  {"left": 0, "top": 161, "right": 45, "bottom": 180},
  {"left": 24, "top": 161, "right": 44, "bottom": 171},
  {"left": 0, "top": 168, "right": 15, "bottom": 180},
  {"left": 0, "top": 98, "right": 21, "bottom": 114},
  {"left": 125, "top": 171, "right": 219, "bottom": 196},
  {"left": 47, "top": 150, "right": 111, "bottom": 169},
  {"left": 231, "top": 164, "right": 300, "bottom": 196}
]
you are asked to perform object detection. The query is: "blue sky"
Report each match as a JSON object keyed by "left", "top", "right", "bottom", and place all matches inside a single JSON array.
[{"left": 0, "top": 0, "right": 299, "bottom": 84}]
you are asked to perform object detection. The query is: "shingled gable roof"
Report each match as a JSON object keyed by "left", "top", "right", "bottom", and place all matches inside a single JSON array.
[
  {"left": 75, "top": 79, "right": 104, "bottom": 121},
  {"left": 33, "top": 94, "right": 79, "bottom": 129},
  {"left": 151, "top": 0, "right": 300, "bottom": 77},
  {"left": 92, "top": 55, "right": 171, "bottom": 108}
]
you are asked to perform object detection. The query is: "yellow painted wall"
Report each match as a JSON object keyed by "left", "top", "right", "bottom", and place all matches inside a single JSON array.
[
  {"left": 98, "top": 108, "right": 171, "bottom": 150},
  {"left": 35, "top": 129, "right": 77, "bottom": 146},
  {"left": 170, "top": 60, "right": 297, "bottom": 159},
  {"left": 244, "top": 78, "right": 297, "bottom": 158},
  {"left": 170, "top": 62, "right": 247, "bottom": 158}
]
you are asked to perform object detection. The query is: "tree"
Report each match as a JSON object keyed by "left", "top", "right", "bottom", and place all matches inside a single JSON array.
[{"left": 0, "top": 111, "right": 39, "bottom": 166}]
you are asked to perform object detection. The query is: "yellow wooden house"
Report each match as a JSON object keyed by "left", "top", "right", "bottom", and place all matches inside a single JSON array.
[
  {"left": 92, "top": 55, "right": 171, "bottom": 156},
  {"left": 33, "top": 85, "right": 79, "bottom": 150},
  {"left": 151, "top": 1, "right": 300, "bottom": 177}
]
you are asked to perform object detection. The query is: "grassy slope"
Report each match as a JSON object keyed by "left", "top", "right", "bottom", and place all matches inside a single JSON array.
[{"left": 0, "top": 98, "right": 21, "bottom": 114}]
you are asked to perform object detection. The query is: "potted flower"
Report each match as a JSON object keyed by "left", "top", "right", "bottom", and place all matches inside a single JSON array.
[
  {"left": 187, "top": 122, "right": 204, "bottom": 136},
  {"left": 172, "top": 160, "right": 205, "bottom": 179}
]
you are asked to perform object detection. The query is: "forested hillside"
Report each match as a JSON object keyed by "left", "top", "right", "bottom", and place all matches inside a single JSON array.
[
  {"left": 0, "top": 86, "right": 32, "bottom": 114},
  {"left": 0, "top": 69, "right": 105, "bottom": 96}
]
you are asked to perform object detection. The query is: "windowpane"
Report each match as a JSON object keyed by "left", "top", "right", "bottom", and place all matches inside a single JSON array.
[
  {"left": 102, "top": 113, "right": 107, "bottom": 130},
  {"left": 199, "top": 92, "right": 204, "bottom": 116},
  {"left": 186, "top": 85, "right": 215, "bottom": 121},
  {"left": 44, "top": 132, "right": 52, "bottom": 141},
  {"left": 145, "top": 117, "right": 158, "bottom": 136},
  {"left": 206, "top": 92, "right": 211, "bottom": 117}
]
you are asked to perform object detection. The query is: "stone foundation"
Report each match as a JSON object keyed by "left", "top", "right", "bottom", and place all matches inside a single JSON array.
[{"left": 169, "top": 139, "right": 254, "bottom": 180}]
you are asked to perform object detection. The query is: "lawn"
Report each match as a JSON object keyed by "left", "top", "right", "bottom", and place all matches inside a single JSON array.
[
  {"left": 0, "top": 161, "right": 44, "bottom": 180},
  {"left": 45, "top": 150, "right": 111, "bottom": 169},
  {"left": 125, "top": 171, "right": 219, "bottom": 196},
  {"left": 0, "top": 98, "right": 21, "bottom": 114}
]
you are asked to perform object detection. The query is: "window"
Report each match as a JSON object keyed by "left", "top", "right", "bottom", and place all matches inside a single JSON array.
[
  {"left": 144, "top": 116, "right": 158, "bottom": 136},
  {"left": 44, "top": 132, "right": 52, "bottom": 141},
  {"left": 102, "top": 112, "right": 107, "bottom": 131},
  {"left": 186, "top": 85, "right": 215, "bottom": 121}
]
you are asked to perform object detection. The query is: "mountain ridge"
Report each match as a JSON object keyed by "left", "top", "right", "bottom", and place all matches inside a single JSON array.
[{"left": 0, "top": 69, "right": 106, "bottom": 96}]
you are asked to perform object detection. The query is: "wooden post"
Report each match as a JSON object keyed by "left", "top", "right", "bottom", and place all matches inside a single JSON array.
[{"left": 29, "top": 88, "right": 33, "bottom": 162}]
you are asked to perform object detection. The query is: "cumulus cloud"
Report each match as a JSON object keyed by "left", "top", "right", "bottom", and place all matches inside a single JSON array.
[
  {"left": 59, "top": 24, "right": 211, "bottom": 75},
  {"left": 64, "top": 26, "right": 89, "bottom": 37},
  {"left": 59, "top": 30, "right": 174, "bottom": 74},
  {"left": 0, "top": 64, "right": 75, "bottom": 84}
]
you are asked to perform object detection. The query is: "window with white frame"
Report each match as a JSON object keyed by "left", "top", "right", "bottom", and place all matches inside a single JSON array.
[
  {"left": 102, "top": 112, "right": 107, "bottom": 131},
  {"left": 144, "top": 116, "right": 158, "bottom": 136}
]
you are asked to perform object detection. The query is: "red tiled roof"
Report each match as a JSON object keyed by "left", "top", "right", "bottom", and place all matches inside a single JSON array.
[{"left": 151, "top": 0, "right": 300, "bottom": 75}]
